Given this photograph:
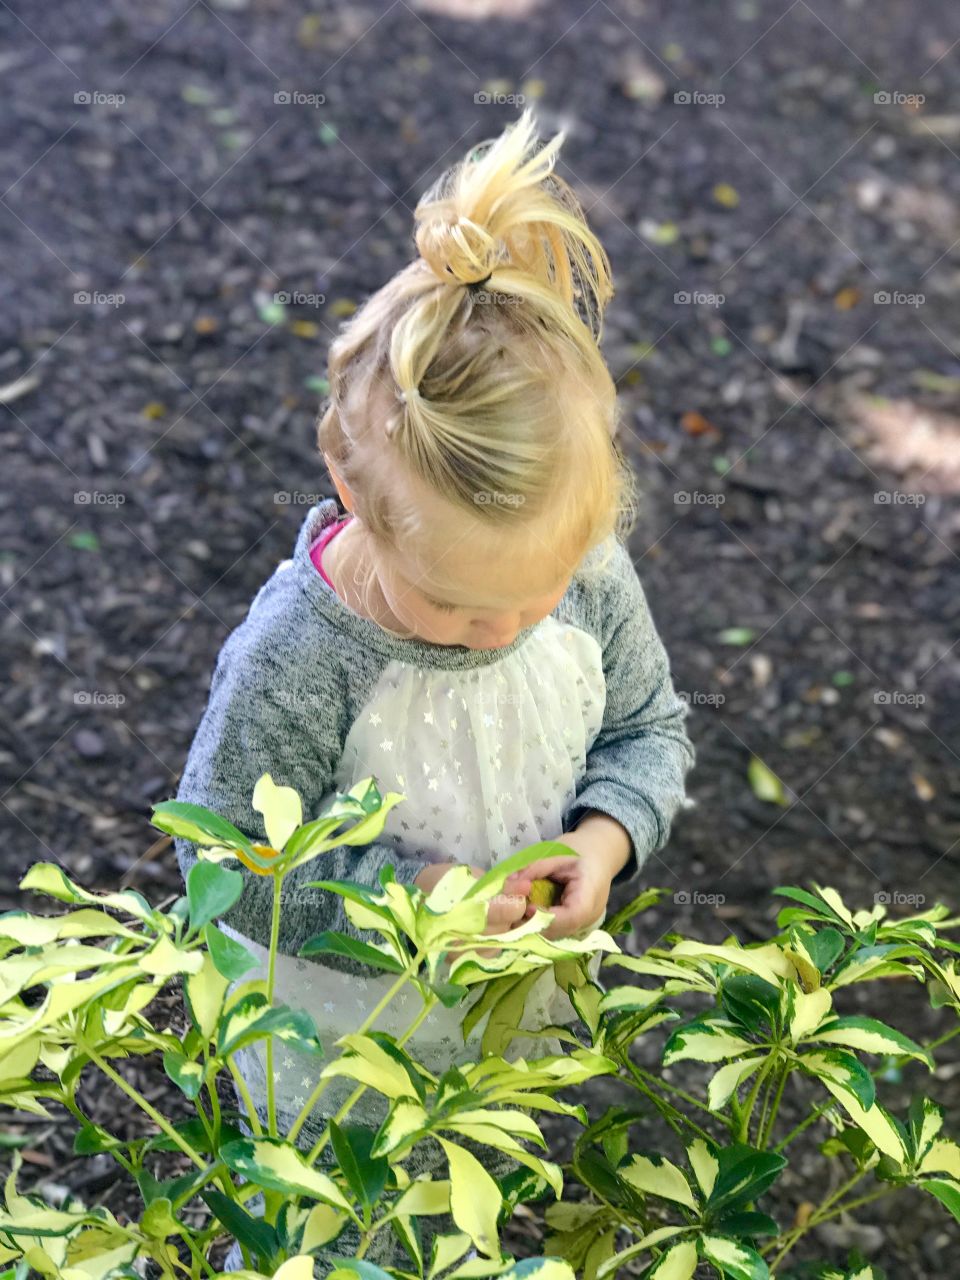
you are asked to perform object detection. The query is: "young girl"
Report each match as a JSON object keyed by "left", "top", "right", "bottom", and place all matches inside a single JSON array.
[{"left": 174, "top": 107, "right": 694, "bottom": 1271}]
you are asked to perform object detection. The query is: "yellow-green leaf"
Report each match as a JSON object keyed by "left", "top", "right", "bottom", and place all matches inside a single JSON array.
[
  {"left": 621, "top": 1154, "right": 695, "bottom": 1208},
  {"left": 789, "top": 986, "right": 833, "bottom": 1042},
  {"left": 649, "top": 1239, "right": 697, "bottom": 1279},
  {"left": 748, "top": 756, "right": 787, "bottom": 806},
  {"left": 686, "top": 1139, "right": 719, "bottom": 1198},
  {"left": 707, "top": 1056, "right": 767, "bottom": 1111},
  {"left": 437, "top": 1135, "right": 502, "bottom": 1257},
  {"left": 252, "top": 773, "right": 302, "bottom": 853}
]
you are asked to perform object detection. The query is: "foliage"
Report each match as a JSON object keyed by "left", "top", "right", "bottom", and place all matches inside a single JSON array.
[{"left": 0, "top": 775, "right": 956, "bottom": 1279}]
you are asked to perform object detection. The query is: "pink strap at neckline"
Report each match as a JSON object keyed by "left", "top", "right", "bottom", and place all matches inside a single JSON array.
[{"left": 309, "top": 515, "right": 353, "bottom": 591}]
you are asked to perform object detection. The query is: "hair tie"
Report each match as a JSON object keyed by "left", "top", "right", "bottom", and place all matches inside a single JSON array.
[{"left": 467, "top": 272, "right": 493, "bottom": 290}]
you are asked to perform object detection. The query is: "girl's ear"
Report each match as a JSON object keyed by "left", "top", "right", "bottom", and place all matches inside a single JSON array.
[{"left": 323, "top": 453, "right": 355, "bottom": 513}]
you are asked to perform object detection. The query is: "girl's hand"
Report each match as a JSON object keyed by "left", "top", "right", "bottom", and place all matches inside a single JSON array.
[
  {"left": 418, "top": 862, "right": 534, "bottom": 959},
  {"left": 518, "top": 827, "right": 620, "bottom": 941}
]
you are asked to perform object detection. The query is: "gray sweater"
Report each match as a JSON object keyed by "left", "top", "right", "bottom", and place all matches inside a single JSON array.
[{"left": 174, "top": 499, "right": 694, "bottom": 976}]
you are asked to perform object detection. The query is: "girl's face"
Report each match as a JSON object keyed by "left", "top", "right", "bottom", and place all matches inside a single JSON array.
[{"left": 375, "top": 534, "right": 575, "bottom": 650}]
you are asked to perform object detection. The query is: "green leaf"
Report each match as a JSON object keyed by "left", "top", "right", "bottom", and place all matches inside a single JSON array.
[
  {"left": 203, "top": 1188, "right": 278, "bottom": 1268},
  {"left": 801, "top": 1049, "right": 876, "bottom": 1111},
  {"left": 686, "top": 1139, "right": 719, "bottom": 1199},
  {"left": 812, "top": 1015, "right": 931, "bottom": 1065},
  {"left": 706, "top": 1146, "right": 785, "bottom": 1213},
  {"left": 802, "top": 927, "right": 846, "bottom": 974},
  {"left": 620, "top": 1153, "right": 696, "bottom": 1209},
  {"left": 923, "top": 1178, "right": 960, "bottom": 1224},
  {"left": 299, "top": 931, "right": 405, "bottom": 973},
  {"left": 150, "top": 799, "right": 255, "bottom": 858},
  {"left": 699, "top": 1234, "right": 769, "bottom": 1279},
  {"left": 437, "top": 1135, "right": 503, "bottom": 1257},
  {"left": 646, "top": 1239, "right": 698, "bottom": 1279},
  {"left": 329, "top": 1122, "right": 388, "bottom": 1210},
  {"left": 747, "top": 756, "right": 787, "bottom": 806},
  {"left": 187, "top": 861, "right": 243, "bottom": 930},
  {"left": 218, "top": 993, "right": 323, "bottom": 1059},
  {"left": 707, "top": 1057, "right": 768, "bottom": 1113},
  {"left": 712, "top": 1211, "right": 778, "bottom": 1238},
  {"left": 221, "top": 1138, "right": 356, "bottom": 1215},
  {"left": 721, "top": 974, "right": 781, "bottom": 1034},
  {"left": 664, "top": 1017, "right": 756, "bottom": 1066},
  {"left": 73, "top": 1123, "right": 122, "bottom": 1155},
  {"left": 204, "top": 922, "right": 260, "bottom": 979},
  {"left": 163, "top": 1051, "right": 204, "bottom": 1100},
  {"left": 718, "top": 628, "right": 756, "bottom": 646}
]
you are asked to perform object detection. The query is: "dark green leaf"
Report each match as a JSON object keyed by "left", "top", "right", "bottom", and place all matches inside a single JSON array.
[
  {"left": 203, "top": 1188, "right": 278, "bottom": 1268},
  {"left": 706, "top": 1146, "right": 786, "bottom": 1213},
  {"left": 802, "top": 927, "right": 845, "bottom": 974},
  {"left": 924, "top": 1179, "right": 960, "bottom": 1224},
  {"left": 329, "top": 1122, "right": 388, "bottom": 1210},
  {"left": 721, "top": 974, "right": 781, "bottom": 1035},
  {"left": 299, "top": 931, "right": 405, "bottom": 973},
  {"left": 187, "top": 861, "right": 243, "bottom": 930},
  {"left": 151, "top": 799, "right": 255, "bottom": 858},
  {"left": 205, "top": 922, "right": 259, "bottom": 979},
  {"left": 712, "top": 1211, "right": 779, "bottom": 1238}
]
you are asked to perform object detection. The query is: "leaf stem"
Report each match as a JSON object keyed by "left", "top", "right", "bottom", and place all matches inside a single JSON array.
[
  {"left": 265, "top": 871, "right": 283, "bottom": 1138},
  {"left": 287, "top": 950, "right": 426, "bottom": 1146},
  {"left": 80, "top": 1041, "right": 206, "bottom": 1170}
]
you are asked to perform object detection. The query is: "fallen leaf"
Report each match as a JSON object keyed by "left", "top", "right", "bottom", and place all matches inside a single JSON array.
[
  {"left": 718, "top": 627, "right": 756, "bottom": 646},
  {"left": 834, "top": 286, "right": 861, "bottom": 310},
  {"left": 911, "top": 772, "right": 935, "bottom": 802},
  {"left": 748, "top": 755, "right": 788, "bottom": 806},
  {"left": 713, "top": 183, "right": 740, "bottom": 208},
  {"left": 328, "top": 298, "right": 357, "bottom": 318},
  {"left": 681, "top": 410, "right": 721, "bottom": 438}
]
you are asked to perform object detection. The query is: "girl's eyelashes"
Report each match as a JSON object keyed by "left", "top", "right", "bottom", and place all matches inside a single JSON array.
[{"left": 426, "top": 597, "right": 460, "bottom": 614}]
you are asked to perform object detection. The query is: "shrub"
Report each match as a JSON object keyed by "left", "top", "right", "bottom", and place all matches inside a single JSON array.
[{"left": 0, "top": 775, "right": 955, "bottom": 1279}]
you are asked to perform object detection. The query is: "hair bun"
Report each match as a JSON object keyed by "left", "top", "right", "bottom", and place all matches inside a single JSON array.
[
  {"left": 415, "top": 214, "right": 499, "bottom": 287},
  {"left": 410, "top": 107, "right": 613, "bottom": 335}
]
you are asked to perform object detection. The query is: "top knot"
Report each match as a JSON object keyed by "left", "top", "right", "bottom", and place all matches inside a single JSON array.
[
  {"left": 415, "top": 214, "right": 501, "bottom": 287},
  {"left": 408, "top": 108, "right": 614, "bottom": 339}
]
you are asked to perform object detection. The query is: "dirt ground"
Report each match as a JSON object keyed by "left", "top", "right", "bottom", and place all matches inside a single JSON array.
[{"left": 1, "top": 0, "right": 958, "bottom": 1272}]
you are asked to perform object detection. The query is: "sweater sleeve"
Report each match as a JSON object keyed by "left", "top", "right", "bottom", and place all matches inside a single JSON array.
[
  {"left": 173, "top": 626, "right": 434, "bottom": 978},
  {"left": 561, "top": 537, "right": 695, "bottom": 888}
]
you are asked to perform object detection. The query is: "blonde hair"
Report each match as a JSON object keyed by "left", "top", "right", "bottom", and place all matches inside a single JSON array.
[{"left": 316, "top": 106, "right": 640, "bottom": 639}]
